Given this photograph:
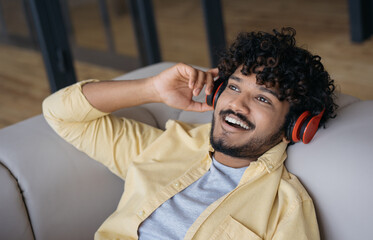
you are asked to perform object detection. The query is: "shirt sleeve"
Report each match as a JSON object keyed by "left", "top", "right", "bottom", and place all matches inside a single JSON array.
[
  {"left": 272, "top": 199, "right": 320, "bottom": 240},
  {"left": 42, "top": 80, "right": 164, "bottom": 179}
]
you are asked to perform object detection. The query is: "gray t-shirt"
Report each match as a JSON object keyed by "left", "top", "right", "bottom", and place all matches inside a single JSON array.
[{"left": 138, "top": 157, "right": 248, "bottom": 239}]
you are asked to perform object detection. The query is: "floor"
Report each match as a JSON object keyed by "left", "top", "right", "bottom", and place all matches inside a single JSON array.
[{"left": 1, "top": 0, "right": 372, "bottom": 129}]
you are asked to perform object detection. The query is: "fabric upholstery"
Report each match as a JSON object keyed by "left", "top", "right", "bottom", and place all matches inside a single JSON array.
[{"left": 0, "top": 163, "right": 33, "bottom": 240}]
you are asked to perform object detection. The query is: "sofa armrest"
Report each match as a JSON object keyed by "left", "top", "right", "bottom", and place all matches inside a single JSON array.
[
  {"left": 0, "top": 115, "right": 124, "bottom": 240},
  {"left": 0, "top": 162, "right": 34, "bottom": 240}
]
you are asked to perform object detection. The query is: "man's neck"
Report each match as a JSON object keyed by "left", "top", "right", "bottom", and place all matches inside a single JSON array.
[{"left": 213, "top": 151, "right": 256, "bottom": 168}]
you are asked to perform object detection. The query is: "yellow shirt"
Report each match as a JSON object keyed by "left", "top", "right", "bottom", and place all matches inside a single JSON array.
[{"left": 42, "top": 80, "right": 320, "bottom": 240}]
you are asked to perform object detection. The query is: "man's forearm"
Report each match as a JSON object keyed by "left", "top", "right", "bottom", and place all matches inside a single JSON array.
[
  {"left": 82, "top": 78, "right": 160, "bottom": 113},
  {"left": 82, "top": 63, "right": 215, "bottom": 113}
]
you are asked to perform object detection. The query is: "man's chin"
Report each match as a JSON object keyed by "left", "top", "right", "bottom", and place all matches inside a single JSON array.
[
  {"left": 210, "top": 132, "right": 283, "bottom": 160},
  {"left": 210, "top": 137, "right": 253, "bottom": 159}
]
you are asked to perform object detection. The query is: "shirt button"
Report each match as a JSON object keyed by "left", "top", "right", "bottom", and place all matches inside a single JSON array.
[
  {"left": 174, "top": 182, "right": 180, "bottom": 188},
  {"left": 138, "top": 210, "right": 145, "bottom": 217},
  {"left": 268, "top": 165, "right": 274, "bottom": 170}
]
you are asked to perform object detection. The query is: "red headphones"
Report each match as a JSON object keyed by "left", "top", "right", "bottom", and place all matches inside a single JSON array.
[
  {"left": 206, "top": 78, "right": 226, "bottom": 108},
  {"left": 206, "top": 78, "right": 325, "bottom": 144},
  {"left": 287, "top": 109, "right": 325, "bottom": 144}
]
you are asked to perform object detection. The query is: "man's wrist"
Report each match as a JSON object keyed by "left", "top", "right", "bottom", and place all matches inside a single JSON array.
[{"left": 144, "top": 76, "right": 162, "bottom": 104}]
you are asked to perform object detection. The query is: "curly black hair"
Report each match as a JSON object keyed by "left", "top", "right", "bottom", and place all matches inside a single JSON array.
[{"left": 217, "top": 27, "right": 337, "bottom": 141}]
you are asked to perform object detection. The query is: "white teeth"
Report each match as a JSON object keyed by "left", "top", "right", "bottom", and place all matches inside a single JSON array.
[{"left": 225, "top": 116, "right": 249, "bottom": 130}]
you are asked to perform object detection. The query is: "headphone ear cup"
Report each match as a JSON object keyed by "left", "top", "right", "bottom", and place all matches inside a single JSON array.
[
  {"left": 299, "top": 110, "right": 325, "bottom": 144},
  {"left": 213, "top": 81, "right": 227, "bottom": 108},
  {"left": 286, "top": 118, "right": 296, "bottom": 142},
  {"left": 205, "top": 91, "right": 215, "bottom": 107},
  {"left": 290, "top": 111, "right": 311, "bottom": 143},
  {"left": 206, "top": 78, "right": 227, "bottom": 108}
]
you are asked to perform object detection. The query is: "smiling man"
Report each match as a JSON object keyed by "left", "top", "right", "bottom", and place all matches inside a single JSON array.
[
  {"left": 43, "top": 27, "right": 336, "bottom": 239},
  {"left": 211, "top": 68, "right": 290, "bottom": 168}
]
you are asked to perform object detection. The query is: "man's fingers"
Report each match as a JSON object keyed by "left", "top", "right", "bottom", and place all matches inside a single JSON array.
[
  {"left": 187, "top": 67, "right": 198, "bottom": 89},
  {"left": 205, "top": 68, "right": 219, "bottom": 95},
  {"left": 184, "top": 66, "right": 218, "bottom": 97},
  {"left": 193, "top": 70, "right": 216, "bottom": 96},
  {"left": 204, "top": 72, "right": 214, "bottom": 95},
  {"left": 208, "top": 68, "right": 219, "bottom": 77},
  {"left": 192, "top": 71, "right": 207, "bottom": 96}
]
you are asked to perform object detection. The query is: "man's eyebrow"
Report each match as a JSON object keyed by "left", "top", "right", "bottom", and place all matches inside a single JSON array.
[
  {"left": 229, "top": 75, "right": 242, "bottom": 82},
  {"left": 259, "top": 86, "right": 279, "bottom": 99},
  {"left": 229, "top": 74, "right": 280, "bottom": 99}
]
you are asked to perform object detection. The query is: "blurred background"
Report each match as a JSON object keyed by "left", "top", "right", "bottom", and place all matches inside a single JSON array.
[{"left": 1, "top": 0, "right": 372, "bottom": 129}]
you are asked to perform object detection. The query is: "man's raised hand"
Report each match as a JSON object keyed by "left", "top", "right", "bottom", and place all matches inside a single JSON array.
[{"left": 151, "top": 63, "right": 218, "bottom": 112}]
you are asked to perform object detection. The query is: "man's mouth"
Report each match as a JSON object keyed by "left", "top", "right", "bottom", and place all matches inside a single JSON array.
[
  {"left": 224, "top": 115, "right": 250, "bottom": 130},
  {"left": 219, "top": 109, "right": 255, "bottom": 131}
]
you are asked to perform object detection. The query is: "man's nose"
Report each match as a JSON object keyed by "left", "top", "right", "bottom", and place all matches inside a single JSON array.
[{"left": 228, "top": 94, "right": 251, "bottom": 115}]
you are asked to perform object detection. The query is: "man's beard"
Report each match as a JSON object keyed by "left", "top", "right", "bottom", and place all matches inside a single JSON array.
[{"left": 209, "top": 111, "right": 285, "bottom": 159}]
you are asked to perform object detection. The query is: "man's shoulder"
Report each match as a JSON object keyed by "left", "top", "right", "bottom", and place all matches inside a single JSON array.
[{"left": 278, "top": 167, "right": 313, "bottom": 203}]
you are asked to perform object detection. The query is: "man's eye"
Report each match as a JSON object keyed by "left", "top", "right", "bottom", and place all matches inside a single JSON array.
[
  {"left": 228, "top": 85, "right": 238, "bottom": 92},
  {"left": 257, "top": 96, "right": 270, "bottom": 104}
]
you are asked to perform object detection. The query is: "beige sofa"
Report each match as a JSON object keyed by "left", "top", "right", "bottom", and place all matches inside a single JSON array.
[{"left": 0, "top": 62, "right": 372, "bottom": 240}]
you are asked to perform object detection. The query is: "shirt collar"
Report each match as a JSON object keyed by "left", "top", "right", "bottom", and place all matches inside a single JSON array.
[
  {"left": 256, "top": 140, "right": 288, "bottom": 173},
  {"left": 208, "top": 140, "right": 288, "bottom": 173}
]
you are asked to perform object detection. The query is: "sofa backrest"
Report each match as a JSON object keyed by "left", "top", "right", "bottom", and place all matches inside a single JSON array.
[{"left": 286, "top": 99, "right": 373, "bottom": 239}]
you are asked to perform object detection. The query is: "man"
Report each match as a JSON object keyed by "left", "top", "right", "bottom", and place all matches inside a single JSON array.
[{"left": 43, "top": 27, "right": 336, "bottom": 239}]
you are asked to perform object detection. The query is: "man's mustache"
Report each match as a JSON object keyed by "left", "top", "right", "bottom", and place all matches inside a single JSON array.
[{"left": 219, "top": 109, "right": 256, "bottom": 130}]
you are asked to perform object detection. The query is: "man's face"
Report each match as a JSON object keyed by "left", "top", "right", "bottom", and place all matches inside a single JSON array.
[{"left": 210, "top": 66, "right": 290, "bottom": 160}]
